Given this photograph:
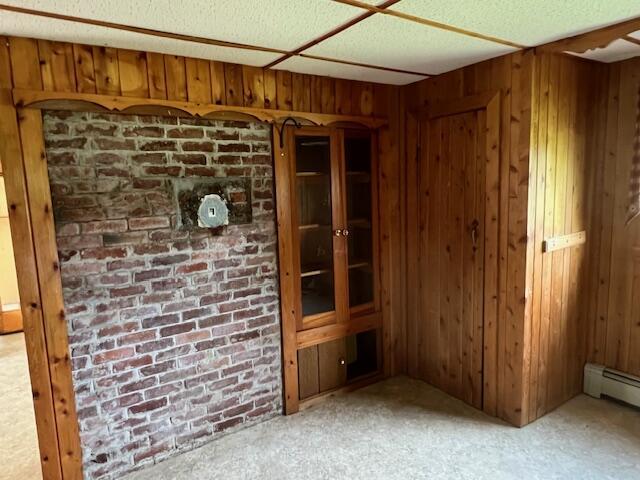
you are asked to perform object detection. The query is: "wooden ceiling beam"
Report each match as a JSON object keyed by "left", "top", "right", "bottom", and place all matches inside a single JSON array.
[
  {"left": 536, "top": 16, "right": 640, "bottom": 54},
  {"left": 331, "top": 0, "right": 525, "bottom": 49},
  {"left": 0, "top": 3, "right": 288, "bottom": 54},
  {"left": 299, "top": 53, "right": 432, "bottom": 77},
  {"left": 623, "top": 35, "right": 640, "bottom": 47},
  {"left": 263, "top": 0, "right": 401, "bottom": 69}
]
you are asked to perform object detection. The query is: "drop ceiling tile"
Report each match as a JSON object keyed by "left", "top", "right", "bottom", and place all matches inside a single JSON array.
[
  {"left": 628, "top": 30, "right": 640, "bottom": 41},
  {"left": 571, "top": 39, "right": 640, "bottom": 63},
  {"left": 391, "top": 0, "right": 640, "bottom": 47},
  {"left": 1, "top": 0, "right": 368, "bottom": 51},
  {"left": 0, "top": 11, "right": 280, "bottom": 66},
  {"left": 276, "top": 55, "right": 427, "bottom": 85},
  {"left": 305, "top": 13, "right": 516, "bottom": 75}
]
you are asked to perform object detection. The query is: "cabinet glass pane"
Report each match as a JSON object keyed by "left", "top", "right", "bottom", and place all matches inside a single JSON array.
[
  {"left": 345, "top": 135, "right": 374, "bottom": 309},
  {"left": 296, "top": 136, "right": 335, "bottom": 317}
]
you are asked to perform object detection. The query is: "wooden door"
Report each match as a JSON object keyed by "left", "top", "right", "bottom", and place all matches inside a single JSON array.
[
  {"left": 417, "top": 94, "right": 500, "bottom": 411},
  {"left": 288, "top": 127, "right": 349, "bottom": 332}
]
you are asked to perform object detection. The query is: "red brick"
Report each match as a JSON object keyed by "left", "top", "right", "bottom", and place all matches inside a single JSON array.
[
  {"left": 94, "top": 138, "right": 135, "bottom": 150},
  {"left": 140, "top": 140, "right": 177, "bottom": 151},
  {"left": 136, "top": 338, "right": 174, "bottom": 354},
  {"left": 120, "top": 376, "right": 157, "bottom": 394},
  {"left": 129, "top": 397, "right": 167, "bottom": 415},
  {"left": 131, "top": 153, "right": 167, "bottom": 165},
  {"left": 81, "top": 247, "right": 128, "bottom": 260},
  {"left": 160, "top": 322, "right": 195, "bottom": 337},
  {"left": 151, "top": 254, "right": 190, "bottom": 266},
  {"left": 123, "top": 126, "right": 164, "bottom": 137},
  {"left": 144, "top": 165, "right": 182, "bottom": 176},
  {"left": 128, "top": 216, "right": 171, "bottom": 230},
  {"left": 110, "top": 285, "right": 146, "bottom": 298},
  {"left": 176, "top": 262, "right": 208, "bottom": 274},
  {"left": 172, "top": 153, "right": 207, "bottom": 164},
  {"left": 93, "top": 347, "right": 135, "bottom": 364},
  {"left": 166, "top": 128, "right": 204, "bottom": 138},
  {"left": 152, "top": 278, "right": 188, "bottom": 291}
]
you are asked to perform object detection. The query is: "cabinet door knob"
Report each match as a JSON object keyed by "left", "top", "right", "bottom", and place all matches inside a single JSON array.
[
  {"left": 342, "top": 229, "right": 349, "bottom": 237},
  {"left": 339, "top": 357, "right": 346, "bottom": 366},
  {"left": 333, "top": 229, "right": 343, "bottom": 237}
]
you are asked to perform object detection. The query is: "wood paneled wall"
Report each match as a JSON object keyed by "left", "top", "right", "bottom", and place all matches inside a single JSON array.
[
  {"left": 404, "top": 51, "right": 614, "bottom": 426},
  {"left": 586, "top": 57, "right": 640, "bottom": 379},
  {"left": 6, "top": 37, "right": 381, "bottom": 117},
  {"left": 1, "top": 35, "right": 407, "bottom": 478},
  {"left": 404, "top": 51, "right": 534, "bottom": 426},
  {"left": 525, "top": 53, "right": 599, "bottom": 423}
]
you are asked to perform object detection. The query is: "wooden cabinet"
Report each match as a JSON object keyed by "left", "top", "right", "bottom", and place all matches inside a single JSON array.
[{"left": 276, "top": 126, "right": 382, "bottom": 412}]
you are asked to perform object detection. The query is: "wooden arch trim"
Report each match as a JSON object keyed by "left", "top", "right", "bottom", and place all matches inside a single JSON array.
[{"left": 13, "top": 89, "right": 388, "bottom": 129}]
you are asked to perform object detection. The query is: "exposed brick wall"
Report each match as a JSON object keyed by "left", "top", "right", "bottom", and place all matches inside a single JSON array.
[{"left": 43, "top": 111, "right": 282, "bottom": 479}]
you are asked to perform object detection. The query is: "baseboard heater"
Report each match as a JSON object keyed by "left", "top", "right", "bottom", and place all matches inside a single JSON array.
[{"left": 584, "top": 363, "right": 640, "bottom": 408}]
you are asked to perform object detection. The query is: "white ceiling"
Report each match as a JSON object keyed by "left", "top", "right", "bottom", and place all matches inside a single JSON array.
[
  {"left": 1, "top": 0, "right": 639, "bottom": 86},
  {"left": 393, "top": 0, "right": 640, "bottom": 47},
  {"left": 302, "top": 12, "right": 517, "bottom": 75},
  {"left": 572, "top": 37, "right": 640, "bottom": 64}
]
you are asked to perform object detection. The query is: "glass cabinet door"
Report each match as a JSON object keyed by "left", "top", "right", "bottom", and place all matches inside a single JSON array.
[
  {"left": 293, "top": 130, "right": 343, "bottom": 329},
  {"left": 344, "top": 132, "right": 376, "bottom": 314}
]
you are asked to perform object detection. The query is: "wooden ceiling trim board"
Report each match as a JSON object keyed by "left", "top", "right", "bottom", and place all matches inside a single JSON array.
[
  {"left": 299, "top": 53, "right": 434, "bottom": 77},
  {"left": 331, "top": 0, "right": 525, "bottom": 49},
  {"left": 0, "top": 3, "right": 288, "bottom": 55},
  {"left": 264, "top": 0, "right": 402, "bottom": 69},
  {"left": 623, "top": 35, "right": 640, "bottom": 47},
  {"left": 537, "top": 15, "right": 640, "bottom": 53}
]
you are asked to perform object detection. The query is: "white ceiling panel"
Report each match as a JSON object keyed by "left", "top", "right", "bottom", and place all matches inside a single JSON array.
[
  {"left": 391, "top": 0, "right": 640, "bottom": 47},
  {"left": 276, "top": 56, "right": 427, "bottom": 85},
  {"left": 571, "top": 39, "right": 640, "bottom": 63},
  {"left": 0, "top": 11, "right": 280, "bottom": 66},
  {"left": 304, "top": 13, "right": 517, "bottom": 75},
  {"left": 0, "top": 0, "right": 367, "bottom": 51}
]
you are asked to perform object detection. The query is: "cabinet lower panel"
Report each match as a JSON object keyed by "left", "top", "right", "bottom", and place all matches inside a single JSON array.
[{"left": 297, "top": 328, "right": 381, "bottom": 401}]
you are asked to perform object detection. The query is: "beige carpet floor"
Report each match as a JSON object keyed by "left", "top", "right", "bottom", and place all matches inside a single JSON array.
[
  {"left": 0, "top": 333, "right": 42, "bottom": 480},
  {"left": 124, "top": 376, "right": 640, "bottom": 480}
]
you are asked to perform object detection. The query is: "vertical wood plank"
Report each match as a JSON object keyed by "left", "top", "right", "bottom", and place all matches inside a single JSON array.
[
  {"left": 276, "top": 70, "right": 293, "bottom": 111},
  {"left": 92, "top": 46, "right": 121, "bottom": 95},
  {"left": 117, "top": 49, "right": 149, "bottom": 98},
  {"left": 19, "top": 109, "right": 83, "bottom": 479},
  {"left": 38, "top": 41, "right": 76, "bottom": 92},
  {"left": 320, "top": 76, "right": 335, "bottom": 114},
  {"left": 164, "top": 55, "right": 187, "bottom": 101},
  {"left": 224, "top": 63, "right": 243, "bottom": 106},
  {"left": 292, "top": 73, "right": 311, "bottom": 112},
  {"left": 9, "top": 37, "right": 42, "bottom": 90},
  {"left": 335, "top": 79, "right": 353, "bottom": 115},
  {"left": 353, "top": 82, "right": 374, "bottom": 116},
  {"left": 185, "top": 57, "right": 212, "bottom": 103},
  {"left": 242, "top": 65, "right": 264, "bottom": 108},
  {"left": 263, "top": 69, "right": 277, "bottom": 109},
  {"left": 273, "top": 124, "right": 299, "bottom": 413},
  {"left": 209, "top": 61, "right": 226, "bottom": 105},
  {"left": 482, "top": 93, "right": 501, "bottom": 417},
  {"left": 0, "top": 38, "right": 63, "bottom": 479},
  {"left": 146, "top": 52, "right": 167, "bottom": 100},
  {"left": 310, "top": 75, "right": 323, "bottom": 113},
  {"left": 72, "top": 44, "right": 96, "bottom": 93}
]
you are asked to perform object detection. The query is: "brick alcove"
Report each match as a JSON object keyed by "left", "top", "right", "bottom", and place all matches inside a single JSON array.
[{"left": 44, "top": 111, "right": 282, "bottom": 479}]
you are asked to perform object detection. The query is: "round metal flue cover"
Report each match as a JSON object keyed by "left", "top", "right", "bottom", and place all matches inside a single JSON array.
[{"left": 197, "top": 194, "right": 229, "bottom": 228}]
